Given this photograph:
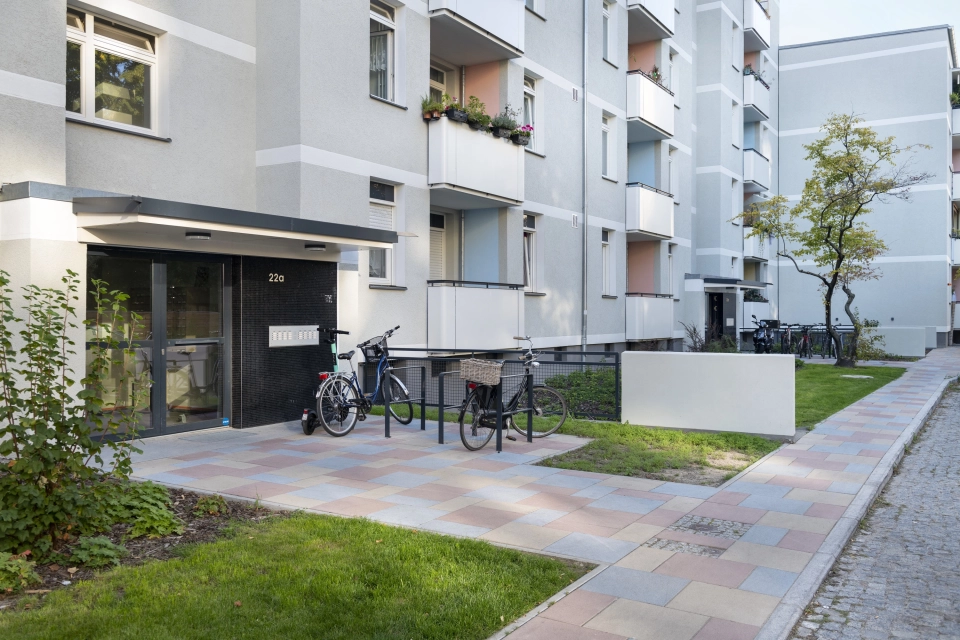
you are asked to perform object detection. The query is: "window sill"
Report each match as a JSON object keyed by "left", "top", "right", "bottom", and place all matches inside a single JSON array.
[
  {"left": 603, "top": 58, "right": 618, "bottom": 70},
  {"left": 602, "top": 295, "right": 618, "bottom": 300},
  {"left": 524, "top": 291, "right": 547, "bottom": 297},
  {"left": 369, "top": 95, "right": 408, "bottom": 110},
  {"left": 66, "top": 116, "right": 171, "bottom": 142},
  {"left": 369, "top": 284, "right": 407, "bottom": 291},
  {"left": 602, "top": 175, "right": 618, "bottom": 184},
  {"left": 525, "top": 148, "right": 546, "bottom": 158},
  {"left": 525, "top": 6, "right": 546, "bottom": 21}
]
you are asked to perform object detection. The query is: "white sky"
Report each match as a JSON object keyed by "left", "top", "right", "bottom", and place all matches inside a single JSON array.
[{"left": 780, "top": 0, "right": 960, "bottom": 47}]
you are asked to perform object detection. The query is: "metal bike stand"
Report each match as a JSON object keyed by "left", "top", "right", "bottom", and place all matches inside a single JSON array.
[
  {"left": 382, "top": 365, "right": 427, "bottom": 439},
  {"left": 495, "top": 379, "right": 503, "bottom": 453},
  {"left": 494, "top": 372, "right": 538, "bottom": 450},
  {"left": 526, "top": 371, "right": 534, "bottom": 443}
]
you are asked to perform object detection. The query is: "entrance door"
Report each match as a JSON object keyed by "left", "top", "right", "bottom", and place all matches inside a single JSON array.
[{"left": 87, "top": 249, "right": 230, "bottom": 436}]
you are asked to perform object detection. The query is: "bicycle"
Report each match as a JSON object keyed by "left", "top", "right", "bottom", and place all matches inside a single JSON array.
[
  {"left": 303, "top": 326, "right": 413, "bottom": 437},
  {"left": 457, "top": 336, "right": 568, "bottom": 451},
  {"left": 793, "top": 325, "right": 813, "bottom": 359}
]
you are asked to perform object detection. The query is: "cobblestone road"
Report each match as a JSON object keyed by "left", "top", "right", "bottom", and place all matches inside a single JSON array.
[{"left": 791, "top": 385, "right": 960, "bottom": 640}]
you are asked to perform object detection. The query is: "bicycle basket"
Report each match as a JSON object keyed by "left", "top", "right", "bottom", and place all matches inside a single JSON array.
[
  {"left": 362, "top": 343, "right": 383, "bottom": 365},
  {"left": 459, "top": 359, "right": 503, "bottom": 385}
]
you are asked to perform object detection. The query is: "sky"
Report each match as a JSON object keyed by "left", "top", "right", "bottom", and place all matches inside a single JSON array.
[{"left": 780, "top": 0, "right": 960, "bottom": 47}]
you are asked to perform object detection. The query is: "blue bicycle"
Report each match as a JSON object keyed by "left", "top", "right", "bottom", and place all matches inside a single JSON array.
[{"left": 304, "top": 325, "right": 413, "bottom": 437}]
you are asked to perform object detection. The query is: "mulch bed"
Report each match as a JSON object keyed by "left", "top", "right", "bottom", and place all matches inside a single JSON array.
[{"left": 1, "top": 489, "right": 289, "bottom": 611}]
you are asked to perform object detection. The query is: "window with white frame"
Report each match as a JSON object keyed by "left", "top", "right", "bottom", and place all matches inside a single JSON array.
[
  {"left": 429, "top": 65, "right": 446, "bottom": 104},
  {"left": 601, "top": 230, "right": 613, "bottom": 295},
  {"left": 602, "top": 1, "right": 616, "bottom": 63},
  {"left": 669, "top": 51, "right": 679, "bottom": 106},
  {"left": 731, "top": 178, "right": 741, "bottom": 224},
  {"left": 369, "top": 181, "right": 396, "bottom": 283},
  {"left": 667, "top": 244, "right": 675, "bottom": 296},
  {"left": 370, "top": 1, "right": 396, "bottom": 101},
  {"left": 732, "top": 101, "right": 741, "bottom": 148},
  {"left": 65, "top": 8, "right": 158, "bottom": 133},
  {"left": 668, "top": 147, "right": 678, "bottom": 202},
  {"left": 601, "top": 114, "right": 615, "bottom": 179},
  {"left": 523, "top": 214, "right": 537, "bottom": 290},
  {"left": 429, "top": 213, "right": 445, "bottom": 280},
  {"left": 523, "top": 75, "right": 538, "bottom": 151}
]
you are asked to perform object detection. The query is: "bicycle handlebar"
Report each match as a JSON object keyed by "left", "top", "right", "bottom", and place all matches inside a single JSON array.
[{"left": 319, "top": 328, "right": 350, "bottom": 335}]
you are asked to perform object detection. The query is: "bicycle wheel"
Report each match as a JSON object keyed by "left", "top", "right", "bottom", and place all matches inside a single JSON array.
[
  {"left": 318, "top": 377, "right": 359, "bottom": 437},
  {"left": 510, "top": 385, "right": 567, "bottom": 437},
  {"left": 386, "top": 374, "right": 413, "bottom": 425},
  {"left": 459, "top": 389, "right": 495, "bottom": 451}
]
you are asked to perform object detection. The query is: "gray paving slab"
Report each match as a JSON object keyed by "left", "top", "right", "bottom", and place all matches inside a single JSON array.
[{"left": 581, "top": 565, "right": 689, "bottom": 606}]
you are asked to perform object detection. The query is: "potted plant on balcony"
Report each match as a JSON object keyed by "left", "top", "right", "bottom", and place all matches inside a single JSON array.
[
  {"left": 490, "top": 104, "right": 520, "bottom": 139},
  {"left": 421, "top": 95, "right": 444, "bottom": 121},
  {"left": 951, "top": 92, "right": 960, "bottom": 109},
  {"left": 510, "top": 124, "right": 533, "bottom": 146},
  {"left": 442, "top": 93, "right": 469, "bottom": 123},
  {"left": 744, "top": 289, "right": 769, "bottom": 303},
  {"left": 465, "top": 96, "right": 491, "bottom": 131}
]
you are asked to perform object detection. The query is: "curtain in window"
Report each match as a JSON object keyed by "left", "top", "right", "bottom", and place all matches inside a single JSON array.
[
  {"left": 523, "top": 232, "right": 533, "bottom": 288},
  {"left": 370, "top": 26, "right": 389, "bottom": 99}
]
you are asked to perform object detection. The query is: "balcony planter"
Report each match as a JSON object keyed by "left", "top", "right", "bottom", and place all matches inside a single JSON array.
[
  {"left": 510, "top": 133, "right": 530, "bottom": 146},
  {"left": 445, "top": 107, "right": 469, "bottom": 123},
  {"left": 490, "top": 126, "right": 513, "bottom": 139}
]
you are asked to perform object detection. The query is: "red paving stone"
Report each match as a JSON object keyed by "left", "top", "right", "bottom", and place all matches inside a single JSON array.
[
  {"left": 637, "top": 508, "right": 688, "bottom": 527},
  {"left": 804, "top": 503, "right": 847, "bottom": 519},
  {"left": 539, "top": 590, "right": 617, "bottom": 626},
  {"left": 691, "top": 502, "right": 766, "bottom": 524},
  {"left": 454, "top": 458, "right": 515, "bottom": 471},
  {"left": 507, "top": 617, "right": 627, "bottom": 640},
  {"left": 654, "top": 553, "right": 756, "bottom": 588},
  {"left": 320, "top": 496, "right": 391, "bottom": 516},
  {"left": 613, "top": 488, "right": 671, "bottom": 501},
  {"left": 228, "top": 481, "right": 294, "bottom": 499},
  {"left": 438, "top": 506, "right": 521, "bottom": 529},
  {"left": 778, "top": 529, "right": 827, "bottom": 553},
  {"left": 765, "top": 475, "right": 833, "bottom": 490},
  {"left": 692, "top": 617, "right": 761, "bottom": 640},
  {"left": 518, "top": 493, "right": 592, "bottom": 511},
  {"left": 328, "top": 466, "right": 396, "bottom": 481},
  {"left": 707, "top": 491, "right": 751, "bottom": 505}
]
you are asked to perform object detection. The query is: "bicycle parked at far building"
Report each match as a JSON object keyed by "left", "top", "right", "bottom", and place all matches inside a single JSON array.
[
  {"left": 302, "top": 326, "right": 413, "bottom": 437},
  {"left": 457, "top": 336, "right": 568, "bottom": 451}
]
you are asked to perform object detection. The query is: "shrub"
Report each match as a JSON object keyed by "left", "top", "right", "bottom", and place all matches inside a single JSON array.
[
  {"left": 0, "top": 551, "right": 40, "bottom": 594},
  {"left": 545, "top": 368, "right": 616, "bottom": 419},
  {"left": 70, "top": 536, "right": 127, "bottom": 569},
  {"left": 193, "top": 495, "right": 229, "bottom": 517},
  {"left": 705, "top": 335, "right": 739, "bottom": 353},
  {"left": 490, "top": 104, "right": 520, "bottom": 130},
  {"left": 100, "top": 481, "right": 184, "bottom": 540},
  {"left": 0, "top": 271, "right": 152, "bottom": 557}
]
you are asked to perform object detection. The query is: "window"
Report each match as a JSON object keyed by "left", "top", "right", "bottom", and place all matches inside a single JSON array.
[
  {"left": 668, "top": 148, "right": 678, "bottom": 202},
  {"left": 429, "top": 213, "right": 445, "bottom": 280},
  {"left": 731, "top": 179, "right": 740, "bottom": 224},
  {"left": 523, "top": 215, "right": 537, "bottom": 290},
  {"left": 369, "top": 181, "right": 395, "bottom": 283},
  {"left": 601, "top": 114, "right": 615, "bottom": 179},
  {"left": 523, "top": 75, "right": 537, "bottom": 151},
  {"left": 602, "top": 1, "right": 616, "bottom": 64},
  {"left": 667, "top": 244, "right": 675, "bottom": 296},
  {"left": 429, "top": 66, "right": 445, "bottom": 103},
  {"left": 65, "top": 8, "right": 158, "bottom": 133},
  {"left": 732, "top": 102, "right": 741, "bottom": 148},
  {"left": 669, "top": 52, "right": 679, "bottom": 106},
  {"left": 370, "top": 1, "right": 395, "bottom": 101},
  {"left": 601, "top": 230, "right": 612, "bottom": 295}
]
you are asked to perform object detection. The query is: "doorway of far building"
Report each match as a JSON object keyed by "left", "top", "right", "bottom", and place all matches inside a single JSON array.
[
  {"left": 707, "top": 292, "right": 737, "bottom": 340},
  {"left": 86, "top": 247, "right": 230, "bottom": 437}
]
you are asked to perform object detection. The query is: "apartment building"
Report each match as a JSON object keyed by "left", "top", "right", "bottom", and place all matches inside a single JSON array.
[
  {"left": 0, "top": 0, "right": 778, "bottom": 437},
  {"left": 775, "top": 26, "right": 958, "bottom": 349}
]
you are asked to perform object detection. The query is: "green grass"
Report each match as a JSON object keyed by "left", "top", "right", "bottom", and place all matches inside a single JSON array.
[
  {"left": 0, "top": 513, "right": 587, "bottom": 640},
  {"left": 795, "top": 364, "right": 905, "bottom": 428}
]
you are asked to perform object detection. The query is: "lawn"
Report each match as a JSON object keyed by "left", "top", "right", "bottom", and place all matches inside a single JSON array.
[
  {"left": 795, "top": 363, "right": 905, "bottom": 428},
  {"left": 0, "top": 513, "right": 588, "bottom": 640}
]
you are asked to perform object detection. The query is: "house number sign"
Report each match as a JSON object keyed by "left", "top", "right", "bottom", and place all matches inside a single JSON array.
[{"left": 269, "top": 273, "right": 285, "bottom": 282}]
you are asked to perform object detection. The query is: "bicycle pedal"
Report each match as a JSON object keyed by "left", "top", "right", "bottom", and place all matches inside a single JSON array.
[
  {"left": 358, "top": 414, "right": 366, "bottom": 422},
  {"left": 506, "top": 435, "right": 517, "bottom": 441}
]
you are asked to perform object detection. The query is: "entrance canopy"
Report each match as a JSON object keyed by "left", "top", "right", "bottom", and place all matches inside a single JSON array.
[{"left": 74, "top": 196, "right": 397, "bottom": 261}]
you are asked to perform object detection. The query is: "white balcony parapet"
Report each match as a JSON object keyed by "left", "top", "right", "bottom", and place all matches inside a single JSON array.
[
  {"left": 626, "top": 0, "right": 674, "bottom": 42},
  {"left": 428, "top": 116, "right": 524, "bottom": 209},
  {"left": 427, "top": 281, "right": 524, "bottom": 351},
  {"left": 627, "top": 71, "right": 674, "bottom": 142},
  {"left": 626, "top": 184, "right": 674, "bottom": 238},
  {"left": 744, "top": 0, "right": 771, "bottom": 51},
  {"left": 743, "top": 73, "right": 770, "bottom": 121},
  {"left": 953, "top": 172, "right": 960, "bottom": 201},
  {"left": 743, "top": 300, "right": 771, "bottom": 328},
  {"left": 953, "top": 108, "right": 960, "bottom": 136},
  {"left": 952, "top": 236, "right": 960, "bottom": 265},
  {"left": 428, "top": 0, "right": 523, "bottom": 66},
  {"left": 743, "top": 149, "right": 771, "bottom": 193},
  {"left": 626, "top": 293, "right": 674, "bottom": 341}
]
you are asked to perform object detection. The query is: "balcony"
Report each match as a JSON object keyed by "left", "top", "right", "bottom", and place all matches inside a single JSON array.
[
  {"left": 743, "top": 300, "right": 771, "bottom": 326},
  {"left": 427, "top": 281, "right": 524, "bottom": 351},
  {"left": 743, "top": 149, "right": 770, "bottom": 193},
  {"left": 954, "top": 173, "right": 960, "bottom": 201},
  {"left": 627, "top": 71, "right": 675, "bottom": 142},
  {"left": 428, "top": 116, "right": 525, "bottom": 209},
  {"left": 744, "top": 0, "right": 771, "bottom": 52},
  {"left": 428, "top": 0, "right": 523, "bottom": 66},
  {"left": 627, "top": 0, "right": 674, "bottom": 43},
  {"left": 626, "top": 293, "right": 674, "bottom": 341},
  {"left": 953, "top": 108, "right": 960, "bottom": 137},
  {"left": 743, "top": 74, "right": 770, "bottom": 121},
  {"left": 952, "top": 236, "right": 960, "bottom": 265},
  {"left": 743, "top": 226, "right": 767, "bottom": 261},
  {"left": 626, "top": 183, "right": 674, "bottom": 238}
]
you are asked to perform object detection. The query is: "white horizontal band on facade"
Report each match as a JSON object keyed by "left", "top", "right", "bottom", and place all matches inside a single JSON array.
[
  {"left": 518, "top": 56, "right": 579, "bottom": 95},
  {"left": 774, "top": 255, "right": 950, "bottom": 265},
  {"left": 696, "top": 2, "right": 742, "bottom": 30},
  {"left": 671, "top": 237, "right": 692, "bottom": 248},
  {"left": 256, "top": 145, "right": 429, "bottom": 189},
  {"left": 696, "top": 83, "right": 740, "bottom": 103},
  {"left": 669, "top": 139, "right": 693, "bottom": 156},
  {"left": 780, "top": 42, "right": 948, "bottom": 72},
  {"left": 83, "top": 0, "right": 256, "bottom": 63},
  {"left": 0, "top": 68, "right": 63, "bottom": 107},
  {"left": 697, "top": 247, "right": 742, "bottom": 257},
  {"left": 530, "top": 333, "right": 627, "bottom": 349},
  {"left": 406, "top": 0, "right": 429, "bottom": 18},
  {"left": 783, "top": 183, "right": 949, "bottom": 201},
  {"left": 762, "top": 51, "right": 779, "bottom": 71},
  {"left": 780, "top": 112, "right": 949, "bottom": 137},
  {"left": 696, "top": 166, "right": 743, "bottom": 181},
  {"left": 588, "top": 93, "right": 626, "bottom": 121},
  {"left": 665, "top": 39, "right": 693, "bottom": 65}
]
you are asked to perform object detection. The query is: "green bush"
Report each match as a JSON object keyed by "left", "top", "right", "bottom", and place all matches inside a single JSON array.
[
  {"left": 100, "top": 481, "right": 184, "bottom": 540},
  {"left": 545, "top": 368, "right": 616, "bottom": 418},
  {"left": 70, "top": 536, "right": 127, "bottom": 569},
  {"left": 706, "top": 335, "right": 739, "bottom": 353},
  {"left": 0, "top": 552, "right": 40, "bottom": 594},
  {"left": 193, "top": 495, "right": 229, "bottom": 517}
]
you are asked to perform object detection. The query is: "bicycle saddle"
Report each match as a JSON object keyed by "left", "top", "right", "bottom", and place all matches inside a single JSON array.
[{"left": 337, "top": 350, "right": 355, "bottom": 360}]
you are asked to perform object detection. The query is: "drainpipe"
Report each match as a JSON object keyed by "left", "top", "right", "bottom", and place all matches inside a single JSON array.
[
  {"left": 460, "top": 66, "right": 467, "bottom": 280},
  {"left": 580, "top": 0, "right": 589, "bottom": 355}
]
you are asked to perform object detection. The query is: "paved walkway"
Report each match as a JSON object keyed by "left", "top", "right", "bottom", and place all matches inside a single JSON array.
[
  {"left": 789, "top": 383, "right": 960, "bottom": 640},
  {"left": 130, "top": 349, "right": 960, "bottom": 640}
]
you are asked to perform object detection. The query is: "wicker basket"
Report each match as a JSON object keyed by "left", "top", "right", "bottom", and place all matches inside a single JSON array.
[{"left": 459, "top": 359, "right": 503, "bottom": 385}]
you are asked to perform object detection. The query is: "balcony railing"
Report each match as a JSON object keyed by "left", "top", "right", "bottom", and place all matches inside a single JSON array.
[
  {"left": 626, "top": 0, "right": 674, "bottom": 42},
  {"left": 427, "top": 280, "right": 524, "bottom": 350},
  {"left": 744, "top": 0, "right": 771, "bottom": 52},
  {"left": 626, "top": 293, "right": 674, "bottom": 341},
  {"left": 626, "top": 183, "right": 674, "bottom": 238},
  {"left": 743, "top": 73, "right": 770, "bottom": 121},
  {"left": 627, "top": 71, "right": 675, "bottom": 141},
  {"left": 743, "top": 148, "right": 771, "bottom": 193},
  {"left": 953, "top": 173, "right": 960, "bottom": 201},
  {"left": 428, "top": 0, "right": 524, "bottom": 65},
  {"left": 953, "top": 107, "right": 960, "bottom": 135},
  {"left": 428, "top": 116, "right": 525, "bottom": 209},
  {"left": 743, "top": 226, "right": 766, "bottom": 261}
]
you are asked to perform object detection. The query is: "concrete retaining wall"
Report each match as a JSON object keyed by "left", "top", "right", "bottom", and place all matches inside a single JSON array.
[
  {"left": 621, "top": 352, "right": 795, "bottom": 437},
  {"left": 874, "top": 327, "right": 926, "bottom": 357}
]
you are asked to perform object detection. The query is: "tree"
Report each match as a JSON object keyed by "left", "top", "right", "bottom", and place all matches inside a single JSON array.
[{"left": 742, "top": 113, "right": 929, "bottom": 367}]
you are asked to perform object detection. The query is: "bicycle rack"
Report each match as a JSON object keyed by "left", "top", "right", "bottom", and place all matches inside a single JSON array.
[
  {"left": 382, "top": 365, "right": 427, "bottom": 438},
  {"left": 436, "top": 370, "right": 469, "bottom": 445}
]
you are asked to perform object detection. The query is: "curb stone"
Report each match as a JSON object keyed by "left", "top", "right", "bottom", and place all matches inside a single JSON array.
[{"left": 754, "top": 375, "right": 955, "bottom": 640}]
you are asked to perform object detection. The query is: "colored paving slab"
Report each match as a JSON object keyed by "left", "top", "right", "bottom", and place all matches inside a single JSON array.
[{"left": 129, "top": 349, "right": 960, "bottom": 640}]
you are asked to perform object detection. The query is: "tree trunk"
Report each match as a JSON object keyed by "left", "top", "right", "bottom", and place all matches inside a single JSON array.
[
  {"left": 839, "top": 283, "right": 858, "bottom": 367},
  {"left": 825, "top": 287, "right": 854, "bottom": 368}
]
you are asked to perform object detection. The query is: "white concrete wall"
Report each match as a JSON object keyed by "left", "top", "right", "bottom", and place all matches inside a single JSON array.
[
  {"left": 621, "top": 351, "right": 795, "bottom": 437},
  {"left": 874, "top": 327, "right": 926, "bottom": 357}
]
